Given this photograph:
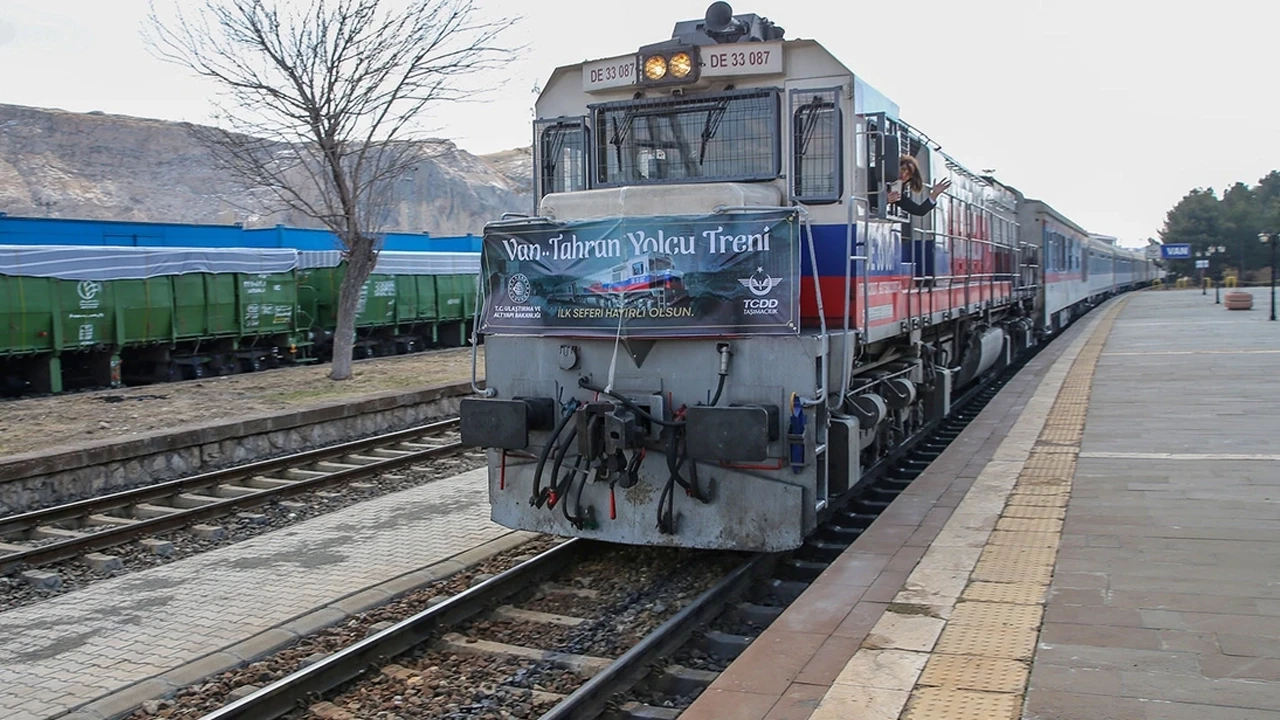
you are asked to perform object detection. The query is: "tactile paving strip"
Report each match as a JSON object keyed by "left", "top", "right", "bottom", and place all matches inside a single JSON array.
[
  {"left": 1006, "top": 494, "right": 1070, "bottom": 508},
  {"left": 986, "top": 531, "right": 1061, "bottom": 548},
  {"left": 995, "top": 517, "right": 1064, "bottom": 533},
  {"left": 917, "top": 654, "right": 1030, "bottom": 693},
  {"left": 962, "top": 581, "right": 1048, "bottom": 605},
  {"left": 979, "top": 545, "right": 1059, "bottom": 567},
  {"left": 948, "top": 601, "right": 1043, "bottom": 628},
  {"left": 1001, "top": 505, "right": 1066, "bottom": 520},
  {"left": 902, "top": 687, "right": 1021, "bottom": 720},
  {"left": 893, "top": 299, "right": 1127, "bottom": 720},
  {"left": 970, "top": 560, "right": 1054, "bottom": 585},
  {"left": 1008, "top": 484, "right": 1071, "bottom": 495},
  {"left": 1024, "top": 440, "right": 1075, "bottom": 450},
  {"left": 933, "top": 615, "right": 1038, "bottom": 660}
]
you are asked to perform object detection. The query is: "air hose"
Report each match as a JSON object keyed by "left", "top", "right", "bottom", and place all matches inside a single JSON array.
[{"left": 531, "top": 399, "right": 578, "bottom": 508}]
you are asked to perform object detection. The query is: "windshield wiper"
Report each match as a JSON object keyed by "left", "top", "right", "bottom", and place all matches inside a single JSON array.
[
  {"left": 609, "top": 109, "right": 642, "bottom": 172},
  {"left": 797, "top": 97, "right": 830, "bottom": 155},
  {"left": 698, "top": 98, "right": 731, "bottom": 165}
]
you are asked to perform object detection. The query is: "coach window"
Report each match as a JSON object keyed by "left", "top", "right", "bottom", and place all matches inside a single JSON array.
[
  {"left": 535, "top": 118, "right": 589, "bottom": 198},
  {"left": 790, "top": 88, "right": 842, "bottom": 203}
]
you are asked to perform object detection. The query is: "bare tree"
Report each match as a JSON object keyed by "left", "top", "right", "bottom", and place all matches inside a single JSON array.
[{"left": 145, "top": 0, "right": 518, "bottom": 379}]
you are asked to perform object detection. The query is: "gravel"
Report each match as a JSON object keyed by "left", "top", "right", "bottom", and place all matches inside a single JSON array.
[
  {"left": 0, "top": 447, "right": 487, "bottom": 611},
  {"left": 123, "top": 535, "right": 566, "bottom": 720},
  {"left": 130, "top": 543, "right": 745, "bottom": 720},
  {"left": 0, "top": 347, "right": 482, "bottom": 457},
  {"left": 288, "top": 545, "right": 743, "bottom": 720}
]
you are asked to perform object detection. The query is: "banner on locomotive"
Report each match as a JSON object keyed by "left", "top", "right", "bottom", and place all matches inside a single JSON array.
[{"left": 480, "top": 210, "right": 800, "bottom": 336}]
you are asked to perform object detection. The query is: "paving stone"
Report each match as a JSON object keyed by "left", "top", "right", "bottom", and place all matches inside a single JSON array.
[
  {"left": 159, "top": 650, "right": 244, "bottom": 688},
  {"left": 77, "top": 678, "right": 176, "bottom": 720},
  {"left": 0, "top": 468, "right": 510, "bottom": 718},
  {"left": 279, "top": 607, "right": 348, "bottom": 637}
]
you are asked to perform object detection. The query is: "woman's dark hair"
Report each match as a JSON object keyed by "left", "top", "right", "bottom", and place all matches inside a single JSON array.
[{"left": 899, "top": 156, "right": 925, "bottom": 194}]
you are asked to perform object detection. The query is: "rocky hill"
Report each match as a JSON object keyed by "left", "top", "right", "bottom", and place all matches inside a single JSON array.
[{"left": 0, "top": 103, "right": 534, "bottom": 236}]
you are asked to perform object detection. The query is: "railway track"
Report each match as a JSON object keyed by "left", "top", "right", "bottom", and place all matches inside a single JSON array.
[
  {"left": 181, "top": 348, "right": 1026, "bottom": 720},
  {"left": 0, "top": 418, "right": 464, "bottom": 576}
]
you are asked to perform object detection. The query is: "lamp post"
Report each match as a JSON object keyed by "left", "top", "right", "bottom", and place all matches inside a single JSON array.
[
  {"left": 1259, "top": 233, "right": 1277, "bottom": 322},
  {"left": 1213, "top": 245, "right": 1225, "bottom": 304},
  {"left": 1198, "top": 251, "right": 1207, "bottom": 295}
]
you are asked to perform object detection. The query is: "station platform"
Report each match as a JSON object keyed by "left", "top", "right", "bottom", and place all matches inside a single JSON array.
[
  {"left": 0, "top": 468, "right": 533, "bottom": 720},
  {"left": 680, "top": 287, "right": 1280, "bottom": 720}
]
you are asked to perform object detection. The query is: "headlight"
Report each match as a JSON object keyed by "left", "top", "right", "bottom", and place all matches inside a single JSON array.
[
  {"left": 669, "top": 52, "right": 693, "bottom": 78},
  {"left": 643, "top": 55, "right": 668, "bottom": 80},
  {"left": 635, "top": 44, "right": 701, "bottom": 86}
]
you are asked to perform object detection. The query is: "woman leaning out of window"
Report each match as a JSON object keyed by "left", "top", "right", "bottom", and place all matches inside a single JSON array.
[{"left": 889, "top": 156, "right": 951, "bottom": 216}]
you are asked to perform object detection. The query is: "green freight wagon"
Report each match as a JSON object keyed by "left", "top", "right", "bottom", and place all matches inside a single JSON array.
[
  {"left": 0, "top": 246, "right": 302, "bottom": 393},
  {"left": 1, "top": 244, "right": 479, "bottom": 395},
  {"left": 296, "top": 250, "right": 480, "bottom": 359}
]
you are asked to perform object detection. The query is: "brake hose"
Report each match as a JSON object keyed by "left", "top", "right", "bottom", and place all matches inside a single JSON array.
[
  {"left": 531, "top": 400, "right": 578, "bottom": 507},
  {"left": 543, "top": 423, "right": 579, "bottom": 508}
]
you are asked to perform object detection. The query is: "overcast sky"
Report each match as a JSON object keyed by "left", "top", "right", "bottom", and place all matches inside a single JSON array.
[{"left": 1, "top": 0, "right": 1275, "bottom": 247}]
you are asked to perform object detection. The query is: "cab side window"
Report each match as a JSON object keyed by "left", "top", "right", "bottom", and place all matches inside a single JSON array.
[{"left": 791, "top": 88, "right": 842, "bottom": 203}]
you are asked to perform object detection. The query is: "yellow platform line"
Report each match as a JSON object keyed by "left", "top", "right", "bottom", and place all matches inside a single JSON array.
[
  {"left": 805, "top": 298, "right": 1128, "bottom": 720},
  {"left": 902, "top": 300, "right": 1125, "bottom": 720}
]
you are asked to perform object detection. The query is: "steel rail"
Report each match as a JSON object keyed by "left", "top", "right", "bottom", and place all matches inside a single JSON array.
[
  {"left": 536, "top": 551, "right": 774, "bottom": 720},
  {"left": 0, "top": 418, "right": 462, "bottom": 574},
  {"left": 189, "top": 332, "right": 1041, "bottom": 720},
  {"left": 197, "top": 539, "right": 589, "bottom": 720}
]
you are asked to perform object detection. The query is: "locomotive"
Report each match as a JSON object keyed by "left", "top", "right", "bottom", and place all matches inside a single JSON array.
[{"left": 460, "top": 3, "right": 1156, "bottom": 551}]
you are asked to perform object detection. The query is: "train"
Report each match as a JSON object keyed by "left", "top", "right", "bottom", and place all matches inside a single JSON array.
[
  {"left": 458, "top": 2, "right": 1159, "bottom": 552},
  {"left": 0, "top": 216, "right": 480, "bottom": 394}
]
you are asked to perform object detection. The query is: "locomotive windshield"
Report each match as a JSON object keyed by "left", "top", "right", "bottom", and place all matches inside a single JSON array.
[{"left": 591, "top": 88, "right": 779, "bottom": 187}]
